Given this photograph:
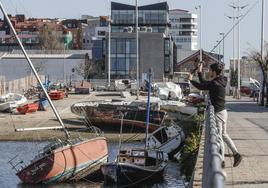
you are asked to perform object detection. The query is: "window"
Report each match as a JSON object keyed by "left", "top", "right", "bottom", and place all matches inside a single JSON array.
[
  {"left": 164, "top": 39, "right": 170, "bottom": 55},
  {"left": 129, "top": 39, "right": 136, "bottom": 54},
  {"left": 164, "top": 56, "right": 170, "bottom": 72},
  {"left": 117, "top": 58, "right": 126, "bottom": 71},
  {"left": 98, "top": 31, "right": 106, "bottom": 36},
  {"left": 111, "top": 39, "right": 116, "bottom": 54},
  {"left": 116, "top": 39, "right": 126, "bottom": 54}
]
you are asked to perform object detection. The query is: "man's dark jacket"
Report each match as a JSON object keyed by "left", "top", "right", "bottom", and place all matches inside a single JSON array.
[{"left": 190, "top": 72, "right": 227, "bottom": 113}]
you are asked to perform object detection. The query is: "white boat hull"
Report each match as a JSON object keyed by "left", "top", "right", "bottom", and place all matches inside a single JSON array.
[{"left": 0, "top": 93, "right": 27, "bottom": 112}]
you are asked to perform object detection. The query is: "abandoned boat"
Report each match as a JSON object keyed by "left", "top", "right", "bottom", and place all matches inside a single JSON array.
[
  {"left": 72, "top": 102, "right": 166, "bottom": 133},
  {"left": 0, "top": 93, "right": 27, "bottom": 112},
  {"left": 148, "top": 122, "right": 185, "bottom": 157}
]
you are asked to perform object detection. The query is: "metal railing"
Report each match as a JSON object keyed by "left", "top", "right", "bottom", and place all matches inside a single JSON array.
[{"left": 202, "top": 104, "right": 226, "bottom": 188}]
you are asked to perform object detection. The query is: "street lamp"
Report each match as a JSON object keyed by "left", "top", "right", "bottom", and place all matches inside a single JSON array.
[
  {"left": 259, "top": 0, "right": 265, "bottom": 105},
  {"left": 195, "top": 5, "right": 202, "bottom": 61},
  {"left": 216, "top": 40, "right": 221, "bottom": 63},
  {"left": 219, "top": 33, "right": 225, "bottom": 64},
  {"left": 108, "top": 0, "right": 111, "bottom": 88},
  {"left": 136, "top": 0, "right": 139, "bottom": 99}
]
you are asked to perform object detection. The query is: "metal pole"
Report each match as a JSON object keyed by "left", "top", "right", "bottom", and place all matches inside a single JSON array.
[
  {"left": 108, "top": 2, "right": 111, "bottom": 87},
  {"left": 261, "top": 0, "right": 265, "bottom": 60},
  {"left": 259, "top": 0, "right": 265, "bottom": 104},
  {"left": 199, "top": 5, "right": 202, "bottom": 61},
  {"left": 196, "top": 5, "right": 202, "bottom": 61},
  {"left": 63, "top": 45, "right": 65, "bottom": 82},
  {"left": 237, "top": 0, "right": 241, "bottom": 99},
  {"left": 145, "top": 68, "right": 152, "bottom": 150},
  {"left": 136, "top": 0, "right": 139, "bottom": 99},
  {"left": 233, "top": 2, "right": 237, "bottom": 98},
  {"left": 220, "top": 33, "right": 225, "bottom": 64},
  {"left": 0, "top": 1, "right": 70, "bottom": 139}
]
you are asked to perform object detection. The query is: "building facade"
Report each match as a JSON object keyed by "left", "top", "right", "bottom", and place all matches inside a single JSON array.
[
  {"left": 169, "top": 9, "right": 198, "bottom": 50},
  {"left": 103, "top": 2, "right": 175, "bottom": 80},
  {"left": 111, "top": 2, "right": 170, "bottom": 35}
]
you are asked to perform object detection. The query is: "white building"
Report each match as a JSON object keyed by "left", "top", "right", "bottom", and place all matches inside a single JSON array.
[
  {"left": 0, "top": 50, "right": 91, "bottom": 91},
  {"left": 169, "top": 9, "right": 198, "bottom": 50}
]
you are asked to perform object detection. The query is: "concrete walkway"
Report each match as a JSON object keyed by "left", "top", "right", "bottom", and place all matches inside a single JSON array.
[{"left": 225, "top": 96, "right": 268, "bottom": 188}]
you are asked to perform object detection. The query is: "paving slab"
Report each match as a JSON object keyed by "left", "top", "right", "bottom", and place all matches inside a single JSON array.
[{"left": 225, "top": 96, "right": 268, "bottom": 188}]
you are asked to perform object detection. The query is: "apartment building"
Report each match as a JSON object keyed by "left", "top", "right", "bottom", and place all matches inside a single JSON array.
[{"left": 169, "top": 9, "right": 198, "bottom": 50}]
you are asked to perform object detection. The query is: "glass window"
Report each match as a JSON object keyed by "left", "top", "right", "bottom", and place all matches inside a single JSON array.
[
  {"left": 164, "top": 56, "right": 170, "bottom": 72},
  {"left": 116, "top": 39, "right": 126, "bottom": 54},
  {"left": 129, "top": 39, "right": 136, "bottom": 54},
  {"left": 164, "top": 40, "right": 170, "bottom": 55},
  {"left": 117, "top": 58, "right": 126, "bottom": 71},
  {"left": 111, "top": 58, "right": 117, "bottom": 71},
  {"left": 111, "top": 39, "right": 116, "bottom": 54}
]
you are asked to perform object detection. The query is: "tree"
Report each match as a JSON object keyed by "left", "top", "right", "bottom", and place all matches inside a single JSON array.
[
  {"left": 25, "top": 60, "right": 46, "bottom": 75},
  {"left": 74, "top": 56, "right": 91, "bottom": 80},
  {"left": 230, "top": 68, "right": 238, "bottom": 87},
  {"left": 39, "top": 23, "right": 66, "bottom": 54},
  {"left": 249, "top": 44, "right": 268, "bottom": 106}
]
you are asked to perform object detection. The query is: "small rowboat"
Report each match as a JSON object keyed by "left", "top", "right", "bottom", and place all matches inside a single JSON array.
[
  {"left": 48, "top": 91, "right": 65, "bottom": 100},
  {"left": 17, "top": 102, "right": 39, "bottom": 114}
]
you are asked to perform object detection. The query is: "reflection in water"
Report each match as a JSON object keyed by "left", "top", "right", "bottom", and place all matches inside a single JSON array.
[{"left": 0, "top": 141, "right": 186, "bottom": 188}]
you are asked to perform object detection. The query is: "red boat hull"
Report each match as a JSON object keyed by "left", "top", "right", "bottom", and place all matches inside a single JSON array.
[
  {"left": 17, "top": 137, "right": 108, "bottom": 184},
  {"left": 48, "top": 91, "right": 65, "bottom": 100},
  {"left": 17, "top": 102, "right": 39, "bottom": 114}
]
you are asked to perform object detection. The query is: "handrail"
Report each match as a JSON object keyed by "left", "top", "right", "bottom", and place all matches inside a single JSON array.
[{"left": 202, "top": 103, "right": 226, "bottom": 188}]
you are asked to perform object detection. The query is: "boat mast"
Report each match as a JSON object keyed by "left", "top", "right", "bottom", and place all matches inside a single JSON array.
[
  {"left": 0, "top": 1, "right": 70, "bottom": 139},
  {"left": 145, "top": 69, "right": 152, "bottom": 150}
]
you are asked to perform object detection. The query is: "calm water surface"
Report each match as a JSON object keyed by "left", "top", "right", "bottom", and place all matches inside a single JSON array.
[{"left": 0, "top": 141, "right": 187, "bottom": 188}]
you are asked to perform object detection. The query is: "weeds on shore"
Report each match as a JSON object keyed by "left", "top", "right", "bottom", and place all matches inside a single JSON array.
[{"left": 178, "top": 105, "right": 205, "bottom": 181}]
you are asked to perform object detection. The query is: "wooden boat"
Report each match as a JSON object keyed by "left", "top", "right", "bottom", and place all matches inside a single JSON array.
[
  {"left": 101, "top": 149, "right": 166, "bottom": 186},
  {"left": 0, "top": 93, "right": 27, "bottom": 112},
  {"left": 2, "top": 9, "right": 109, "bottom": 185},
  {"left": 71, "top": 103, "right": 166, "bottom": 133},
  {"left": 85, "top": 106, "right": 166, "bottom": 133},
  {"left": 17, "top": 102, "right": 39, "bottom": 114},
  {"left": 48, "top": 91, "right": 65, "bottom": 100},
  {"left": 15, "top": 137, "right": 108, "bottom": 183},
  {"left": 148, "top": 122, "right": 185, "bottom": 157},
  {"left": 101, "top": 69, "right": 167, "bottom": 186}
]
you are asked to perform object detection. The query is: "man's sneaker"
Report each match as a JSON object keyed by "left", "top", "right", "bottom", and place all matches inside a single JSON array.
[{"left": 233, "top": 153, "right": 242, "bottom": 167}]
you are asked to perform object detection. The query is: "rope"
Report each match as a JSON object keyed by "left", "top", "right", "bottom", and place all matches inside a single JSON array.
[{"left": 117, "top": 162, "right": 166, "bottom": 188}]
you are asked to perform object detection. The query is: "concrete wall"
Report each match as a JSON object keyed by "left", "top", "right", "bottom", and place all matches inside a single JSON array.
[{"left": 0, "top": 58, "right": 84, "bottom": 84}]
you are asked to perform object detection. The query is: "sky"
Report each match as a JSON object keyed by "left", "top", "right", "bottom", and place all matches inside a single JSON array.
[{"left": 1, "top": 0, "right": 268, "bottom": 67}]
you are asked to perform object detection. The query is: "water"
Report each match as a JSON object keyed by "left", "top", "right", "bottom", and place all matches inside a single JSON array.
[{"left": 0, "top": 141, "right": 187, "bottom": 188}]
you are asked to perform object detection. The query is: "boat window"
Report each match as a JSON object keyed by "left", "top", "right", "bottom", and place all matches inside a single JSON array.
[{"left": 153, "top": 128, "right": 168, "bottom": 144}]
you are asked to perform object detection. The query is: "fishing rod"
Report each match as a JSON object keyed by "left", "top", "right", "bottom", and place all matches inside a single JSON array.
[{"left": 191, "top": 0, "right": 260, "bottom": 74}]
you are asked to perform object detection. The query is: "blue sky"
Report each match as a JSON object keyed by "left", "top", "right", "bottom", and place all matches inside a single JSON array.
[{"left": 1, "top": 0, "right": 267, "bottom": 67}]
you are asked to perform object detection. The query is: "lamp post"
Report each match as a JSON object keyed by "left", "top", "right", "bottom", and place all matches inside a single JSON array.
[
  {"left": 108, "top": 1, "right": 111, "bottom": 88},
  {"left": 227, "top": 1, "right": 237, "bottom": 97},
  {"left": 259, "top": 0, "right": 265, "bottom": 105},
  {"left": 136, "top": 0, "right": 139, "bottom": 99},
  {"left": 195, "top": 5, "right": 202, "bottom": 61},
  {"left": 216, "top": 40, "right": 221, "bottom": 63},
  {"left": 220, "top": 33, "right": 225, "bottom": 64},
  {"left": 237, "top": 0, "right": 241, "bottom": 99}
]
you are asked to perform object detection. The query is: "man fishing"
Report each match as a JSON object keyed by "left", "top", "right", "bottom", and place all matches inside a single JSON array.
[{"left": 188, "top": 62, "right": 242, "bottom": 167}]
